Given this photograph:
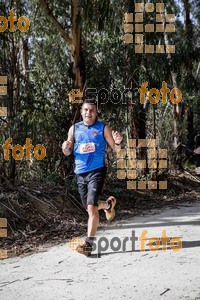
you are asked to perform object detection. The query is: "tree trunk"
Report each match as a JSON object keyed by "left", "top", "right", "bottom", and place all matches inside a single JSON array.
[
  {"left": 164, "top": 31, "right": 183, "bottom": 169},
  {"left": 183, "top": 0, "right": 194, "bottom": 140},
  {"left": 39, "top": 0, "right": 86, "bottom": 123}
]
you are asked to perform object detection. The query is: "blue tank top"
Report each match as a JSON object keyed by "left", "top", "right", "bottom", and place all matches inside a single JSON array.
[{"left": 73, "top": 121, "right": 106, "bottom": 174}]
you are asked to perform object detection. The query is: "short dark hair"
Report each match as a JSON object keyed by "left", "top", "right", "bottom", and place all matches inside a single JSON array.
[{"left": 82, "top": 99, "right": 97, "bottom": 107}]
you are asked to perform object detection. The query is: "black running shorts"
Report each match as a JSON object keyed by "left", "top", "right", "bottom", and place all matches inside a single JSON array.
[{"left": 76, "top": 166, "right": 107, "bottom": 210}]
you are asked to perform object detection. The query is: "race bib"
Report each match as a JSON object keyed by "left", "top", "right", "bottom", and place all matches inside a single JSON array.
[{"left": 80, "top": 142, "right": 95, "bottom": 154}]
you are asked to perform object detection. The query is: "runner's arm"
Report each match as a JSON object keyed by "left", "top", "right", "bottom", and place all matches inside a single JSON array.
[
  {"left": 104, "top": 125, "right": 123, "bottom": 153},
  {"left": 62, "top": 126, "right": 74, "bottom": 156}
]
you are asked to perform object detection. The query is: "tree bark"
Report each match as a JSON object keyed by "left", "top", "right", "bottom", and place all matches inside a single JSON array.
[
  {"left": 39, "top": 0, "right": 72, "bottom": 45},
  {"left": 39, "top": 0, "right": 86, "bottom": 122},
  {"left": 183, "top": 0, "right": 194, "bottom": 139}
]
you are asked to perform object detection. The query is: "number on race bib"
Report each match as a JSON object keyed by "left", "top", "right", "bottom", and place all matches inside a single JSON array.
[{"left": 80, "top": 142, "right": 95, "bottom": 154}]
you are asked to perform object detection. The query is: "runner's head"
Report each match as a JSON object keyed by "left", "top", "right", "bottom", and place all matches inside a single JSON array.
[{"left": 81, "top": 100, "right": 98, "bottom": 125}]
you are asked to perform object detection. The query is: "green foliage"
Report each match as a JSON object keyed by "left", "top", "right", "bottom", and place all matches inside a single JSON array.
[{"left": 0, "top": 0, "right": 199, "bottom": 182}]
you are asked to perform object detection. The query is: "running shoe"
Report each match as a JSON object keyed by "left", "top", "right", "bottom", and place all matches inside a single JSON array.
[
  {"left": 76, "top": 241, "right": 93, "bottom": 257},
  {"left": 104, "top": 196, "right": 117, "bottom": 221}
]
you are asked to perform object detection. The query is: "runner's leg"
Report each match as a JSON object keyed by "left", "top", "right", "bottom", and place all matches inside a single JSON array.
[
  {"left": 86, "top": 168, "right": 106, "bottom": 243},
  {"left": 87, "top": 205, "right": 99, "bottom": 240}
]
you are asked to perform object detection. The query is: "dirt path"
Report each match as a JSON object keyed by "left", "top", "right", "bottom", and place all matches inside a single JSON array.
[{"left": 0, "top": 201, "right": 200, "bottom": 300}]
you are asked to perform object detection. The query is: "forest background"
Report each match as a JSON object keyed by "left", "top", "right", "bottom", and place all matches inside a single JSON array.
[{"left": 0, "top": 0, "right": 199, "bottom": 256}]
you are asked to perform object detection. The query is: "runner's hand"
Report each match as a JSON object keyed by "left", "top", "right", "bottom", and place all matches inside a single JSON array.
[
  {"left": 112, "top": 130, "right": 123, "bottom": 145},
  {"left": 62, "top": 140, "right": 72, "bottom": 151}
]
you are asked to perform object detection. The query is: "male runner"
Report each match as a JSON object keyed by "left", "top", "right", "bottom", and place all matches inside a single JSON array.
[{"left": 62, "top": 100, "right": 123, "bottom": 256}]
